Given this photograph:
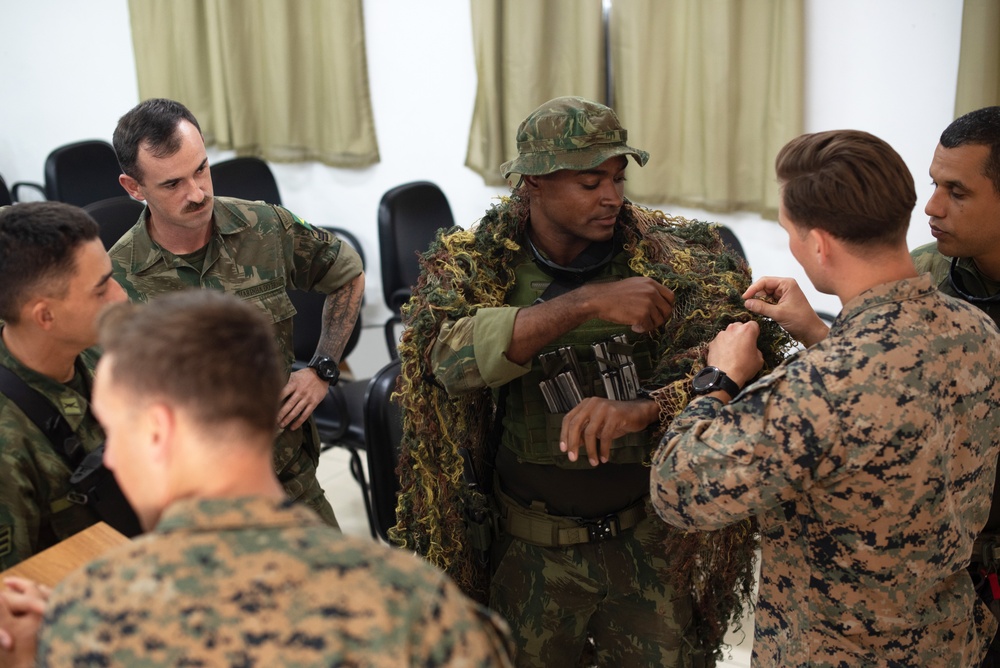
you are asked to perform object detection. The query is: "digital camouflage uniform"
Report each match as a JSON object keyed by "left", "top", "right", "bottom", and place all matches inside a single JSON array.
[
  {"left": 652, "top": 275, "right": 1000, "bottom": 667},
  {"left": 913, "top": 241, "right": 1000, "bottom": 666},
  {"left": 0, "top": 338, "right": 102, "bottom": 570},
  {"left": 108, "top": 197, "right": 363, "bottom": 527},
  {"left": 36, "top": 495, "right": 515, "bottom": 667}
]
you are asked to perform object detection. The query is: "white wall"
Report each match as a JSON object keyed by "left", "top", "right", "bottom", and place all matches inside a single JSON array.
[{"left": 0, "top": 0, "right": 966, "bottom": 324}]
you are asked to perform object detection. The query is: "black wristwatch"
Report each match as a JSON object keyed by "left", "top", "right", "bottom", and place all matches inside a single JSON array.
[
  {"left": 307, "top": 354, "right": 340, "bottom": 385},
  {"left": 691, "top": 366, "right": 741, "bottom": 398}
]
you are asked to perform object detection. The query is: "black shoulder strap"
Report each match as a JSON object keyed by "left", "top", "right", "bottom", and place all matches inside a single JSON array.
[{"left": 0, "top": 365, "right": 86, "bottom": 468}]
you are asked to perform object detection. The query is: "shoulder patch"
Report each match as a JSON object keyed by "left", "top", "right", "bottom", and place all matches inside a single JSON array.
[{"left": 0, "top": 525, "right": 12, "bottom": 558}]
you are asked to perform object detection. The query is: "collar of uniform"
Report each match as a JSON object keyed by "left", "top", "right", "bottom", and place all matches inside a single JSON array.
[
  {"left": 129, "top": 198, "right": 252, "bottom": 274},
  {"left": 832, "top": 274, "right": 935, "bottom": 334},
  {"left": 153, "top": 495, "right": 324, "bottom": 535},
  {"left": 0, "top": 332, "right": 95, "bottom": 432}
]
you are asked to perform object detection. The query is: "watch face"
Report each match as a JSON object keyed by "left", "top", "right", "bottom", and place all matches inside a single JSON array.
[
  {"left": 309, "top": 357, "right": 340, "bottom": 382},
  {"left": 692, "top": 367, "right": 722, "bottom": 393}
]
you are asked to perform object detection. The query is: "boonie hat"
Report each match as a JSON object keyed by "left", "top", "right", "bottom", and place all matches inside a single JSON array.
[{"left": 500, "top": 96, "right": 649, "bottom": 180}]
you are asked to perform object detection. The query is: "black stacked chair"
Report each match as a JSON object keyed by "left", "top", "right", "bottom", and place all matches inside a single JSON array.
[
  {"left": 12, "top": 140, "right": 122, "bottom": 207},
  {"left": 377, "top": 181, "right": 455, "bottom": 358},
  {"left": 363, "top": 359, "right": 403, "bottom": 542},
  {"left": 0, "top": 174, "right": 13, "bottom": 207},
  {"left": 83, "top": 196, "right": 146, "bottom": 250},
  {"left": 210, "top": 157, "right": 282, "bottom": 204}
]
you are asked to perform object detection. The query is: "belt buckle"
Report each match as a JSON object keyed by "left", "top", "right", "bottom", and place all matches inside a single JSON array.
[{"left": 585, "top": 514, "right": 620, "bottom": 542}]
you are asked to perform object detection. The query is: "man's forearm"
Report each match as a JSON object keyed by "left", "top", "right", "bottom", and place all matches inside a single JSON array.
[
  {"left": 316, "top": 273, "right": 365, "bottom": 361},
  {"left": 506, "top": 293, "right": 594, "bottom": 364}
]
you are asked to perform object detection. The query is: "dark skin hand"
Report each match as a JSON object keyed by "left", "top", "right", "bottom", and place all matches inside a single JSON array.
[{"left": 559, "top": 322, "right": 765, "bottom": 466}]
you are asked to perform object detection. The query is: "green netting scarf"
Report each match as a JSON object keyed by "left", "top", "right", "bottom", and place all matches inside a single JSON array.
[{"left": 391, "top": 194, "right": 793, "bottom": 661}]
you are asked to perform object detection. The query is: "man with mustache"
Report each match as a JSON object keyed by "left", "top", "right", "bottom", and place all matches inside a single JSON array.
[{"left": 107, "top": 98, "right": 364, "bottom": 528}]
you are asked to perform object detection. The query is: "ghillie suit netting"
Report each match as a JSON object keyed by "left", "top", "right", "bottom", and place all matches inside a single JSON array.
[{"left": 390, "top": 195, "right": 794, "bottom": 662}]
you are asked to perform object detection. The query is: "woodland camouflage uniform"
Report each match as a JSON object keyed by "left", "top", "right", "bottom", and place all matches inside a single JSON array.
[
  {"left": 0, "top": 344, "right": 102, "bottom": 569},
  {"left": 108, "top": 196, "right": 363, "bottom": 527}
]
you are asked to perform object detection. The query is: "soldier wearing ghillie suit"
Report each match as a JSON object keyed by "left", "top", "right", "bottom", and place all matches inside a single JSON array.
[
  {"left": 0, "top": 291, "right": 514, "bottom": 668},
  {"left": 108, "top": 99, "right": 364, "bottom": 529},
  {"left": 391, "top": 96, "right": 793, "bottom": 666},
  {"left": 653, "top": 130, "right": 1000, "bottom": 666}
]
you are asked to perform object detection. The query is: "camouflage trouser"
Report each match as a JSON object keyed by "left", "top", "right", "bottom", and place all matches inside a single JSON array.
[
  {"left": 489, "top": 509, "right": 700, "bottom": 667},
  {"left": 276, "top": 431, "right": 340, "bottom": 530}
]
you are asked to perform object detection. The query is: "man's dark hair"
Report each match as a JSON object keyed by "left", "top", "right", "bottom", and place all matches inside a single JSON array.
[
  {"left": 113, "top": 98, "right": 202, "bottom": 183},
  {"left": 0, "top": 202, "right": 100, "bottom": 323},
  {"left": 97, "top": 290, "right": 284, "bottom": 442},
  {"left": 940, "top": 106, "right": 1000, "bottom": 196},
  {"left": 775, "top": 129, "right": 916, "bottom": 249}
]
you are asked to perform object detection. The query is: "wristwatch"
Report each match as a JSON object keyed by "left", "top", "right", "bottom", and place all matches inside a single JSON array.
[
  {"left": 691, "top": 366, "right": 741, "bottom": 397},
  {"left": 307, "top": 354, "right": 340, "bottom": 385}
]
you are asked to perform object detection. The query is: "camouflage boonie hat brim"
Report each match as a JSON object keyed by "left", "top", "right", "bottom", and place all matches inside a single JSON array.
[{"left": 500, "top": 96, "right": 649, "bottom": 180}]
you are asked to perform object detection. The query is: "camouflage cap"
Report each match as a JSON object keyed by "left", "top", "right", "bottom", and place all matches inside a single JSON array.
[{"left": 500, "top": 96, "right": 649, "bottom": 180}]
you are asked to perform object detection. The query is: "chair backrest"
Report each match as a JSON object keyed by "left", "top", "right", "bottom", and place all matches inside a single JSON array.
[
  {"left": 377, "top": 181, "right": 455, "bottom": 313},
  {"left": 45, "top": 140, "right": 123, "bottom": 207},
  {"left": 211, "top": 157, "right": 282, "bottom": 205},
  {"left": 715, "top": 224, "right": 746, "bottom": 262},
  {"left": 83, "top": 196, "right": 146, "bottom": 250},
  {"left": 0, "top": 173, "right": 12, "bottom": 207},
  {"left": 363, "top": 358, "right": 403, "bottom": 542}
]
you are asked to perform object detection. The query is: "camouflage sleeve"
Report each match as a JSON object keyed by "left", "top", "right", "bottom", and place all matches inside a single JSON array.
[
  {"left": 411, "top": 572, "right": 515, "bottom": 666},
  {"left": 910, "top": 242, "right": 950, "bottom": 288},
  {"left": 280, "top": 206, "right": 363, "bottom": 295},
  {"left": 650, "top": 358, "right": 835, "bottom": 531},
  {"left": 0, "top": 421, "right": 49, "bottom": 569},
  {"left": 430, "top": 306, "right": 531, "bottom": 395}
]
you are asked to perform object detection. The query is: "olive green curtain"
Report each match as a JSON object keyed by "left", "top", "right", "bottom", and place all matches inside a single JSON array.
[
  {"left": 613, "top": 0, "right": 802, "bottom": 216},
  {"left": 127, "top": 0, "right": 379, "bottom": 168},
  {"left": 466, "top": 0, "right": 605, "bottom": 185},
  {"left": 467, "top": 0, "right": 803, "bottom": 217},
  {"left": 954, "top": 0, "right": 1000, "bottom": 117}
]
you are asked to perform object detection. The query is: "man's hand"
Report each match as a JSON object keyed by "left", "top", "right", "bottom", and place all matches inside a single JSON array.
[
  {"left": 743, "top": 276, "right": 829, "bottom": 347},
  {"left": 578, "top": 276, "right": 675, "bottom": 334},
  {"left": 0, "top": 577, "right": 49, "bottom": 668},
  {"left": 706, "top": 321, "right": 764, "bottom": 390},
  {"left": 278, "top": 368, "right": 330, "bottom": 430},
  {"left": 559, "top": 397, "right": 659, "bottom": 467},
  {"left": 508, "top": 276, "right": 675, "bottom": 365}
]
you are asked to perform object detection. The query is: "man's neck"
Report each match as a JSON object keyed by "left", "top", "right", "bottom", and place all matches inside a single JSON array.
[
  {"left": 972, "top": 254, "right": 1000, "bottom": 283},
  {"left": 147, "top": 215, "right": 214, "bottom": 255},
  {"left": 1, "top": 325, "right": 81, "bottom": 384},
  {"left": 833, "top": 251, "right": 919, "bottom": 306}
]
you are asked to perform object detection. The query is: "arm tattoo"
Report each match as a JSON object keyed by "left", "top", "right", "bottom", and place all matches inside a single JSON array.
[{"left": 316, "top": 274, "right": 364, "bottom": 361}]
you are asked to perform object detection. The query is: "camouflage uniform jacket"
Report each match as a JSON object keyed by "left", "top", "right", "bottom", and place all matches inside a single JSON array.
[
  {"left": 0, "top": 336, "right": 102, "bottom": 570},
  {"left": 37, "top": 495, "right": 514, "bottom": 667},
  {"left": 912, "top": 241, "right": 1000, "bottom": 329},
  {"left": 651, "top": 275, "right": 1000, "bottom": 667},
  {"left": 912, "top": 243, "right": 1000, "bottom": 536},
  {"left": 108, "top": 197, "right": 363, "bottom": 484}
]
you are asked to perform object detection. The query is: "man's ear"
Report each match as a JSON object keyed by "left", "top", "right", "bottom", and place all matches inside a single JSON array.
[
  {"left": 521, "top": 174, "right": 542, "bottom": 193},
  {"left": 119, "top": 174, "right": 145, "bottom": 202},
  {"left": 146, "top": 402, "right": 177, "bottom": 465},
  {"left": 810, "top": 227, "right": 833, "bottom": 266},
  {"left": 28, "top": 298, "right": 54, "bottom": 330}
]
